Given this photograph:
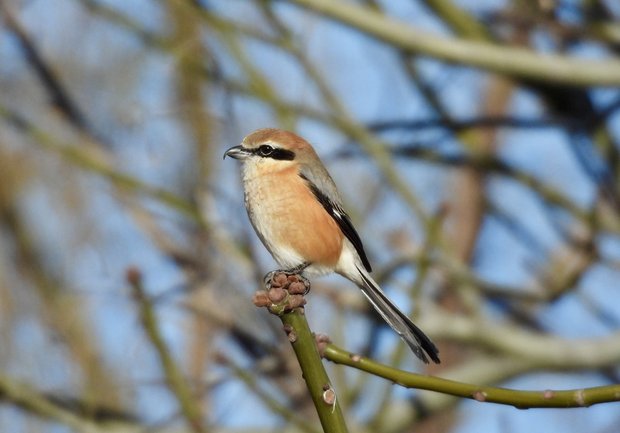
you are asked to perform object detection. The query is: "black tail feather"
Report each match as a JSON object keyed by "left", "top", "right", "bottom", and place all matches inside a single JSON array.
[{"left": 358, "top": 268, "right": 440, "bottom": 364}]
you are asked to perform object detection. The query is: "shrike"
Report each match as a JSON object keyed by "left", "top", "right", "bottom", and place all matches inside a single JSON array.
[{"left": 224, "top": 128, "right": 439, "bottom": 363}]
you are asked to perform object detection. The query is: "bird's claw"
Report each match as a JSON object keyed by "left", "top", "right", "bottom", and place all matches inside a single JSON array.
[
  {"left": 255, "top": 269, "right": 311, "bottom": 315},
  {"left": 262, "top": 270, "right": 279, "bottom": 289},
  {"left": 263, "top": 269, "right": 310, "bottom": 294}
]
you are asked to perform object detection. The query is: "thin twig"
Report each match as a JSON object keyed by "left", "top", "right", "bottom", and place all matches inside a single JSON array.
[{"left": 324, "top": 344, "right": 620, "bottom": 408}]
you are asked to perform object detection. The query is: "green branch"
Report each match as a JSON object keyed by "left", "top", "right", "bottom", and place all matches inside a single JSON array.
[
  {"left": 256, "top": 274, "right": 349, "bottom": 433},
  {"left": 280, "top": 310, "right": 349, "bottom": 433},
  {"left": 324, "top": 344, "right": 620, "bottom": 408}
]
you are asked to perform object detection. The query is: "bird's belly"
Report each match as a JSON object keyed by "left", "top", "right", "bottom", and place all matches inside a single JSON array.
[{"left": 243, "top": 170, "right": 343, "bottom": 275}]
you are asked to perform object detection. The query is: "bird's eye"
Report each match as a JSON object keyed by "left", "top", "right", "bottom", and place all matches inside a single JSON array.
[{"left": 258, "top": 144, "right": 274, "bottom": 156}]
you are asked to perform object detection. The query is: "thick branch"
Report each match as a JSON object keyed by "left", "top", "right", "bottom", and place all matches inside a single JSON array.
[
  {"left": 284, "top": 0, "right": 620, "bottom": 86},
  {"left": 257, "top": 273, "right": 349, "bottom": 433}
]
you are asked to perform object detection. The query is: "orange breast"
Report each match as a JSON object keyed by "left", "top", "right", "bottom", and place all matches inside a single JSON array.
[{"left": 244, "top": 165, "right": 343, "bottom": 268}]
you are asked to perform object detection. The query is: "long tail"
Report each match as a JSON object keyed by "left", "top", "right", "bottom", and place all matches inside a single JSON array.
[{"left": 356, "top": 266, "right": 440, "bottom": 364}]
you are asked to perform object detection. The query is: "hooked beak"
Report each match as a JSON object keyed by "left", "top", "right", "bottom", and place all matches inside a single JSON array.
[{"left": 223, "top": 145, "right": 251, "bottom": 160}]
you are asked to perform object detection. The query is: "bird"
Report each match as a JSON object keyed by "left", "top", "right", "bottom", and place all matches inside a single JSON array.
[{"left": 224, "top": 128, "right": 440, "bottom": 364}]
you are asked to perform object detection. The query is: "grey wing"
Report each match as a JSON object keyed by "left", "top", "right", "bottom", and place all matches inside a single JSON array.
[{"left": 299, "top": 164, "right": 372, "bottom": 272}]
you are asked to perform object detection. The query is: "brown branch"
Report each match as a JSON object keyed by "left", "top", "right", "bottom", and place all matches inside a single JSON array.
[{"left": 0, "top": 3, "right": 90, "bottom": 132}]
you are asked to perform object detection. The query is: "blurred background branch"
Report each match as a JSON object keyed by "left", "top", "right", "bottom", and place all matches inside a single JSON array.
[{"left": 1, "top": 0, "right": 619, "bottom": 432}]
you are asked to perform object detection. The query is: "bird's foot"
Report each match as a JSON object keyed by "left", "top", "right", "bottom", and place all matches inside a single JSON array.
[
  {"left": 254, "top": 268, "right": 311, "bottom": 315},
  {"left": 263, "top": 264, "right": 310, "bottom": 294}
]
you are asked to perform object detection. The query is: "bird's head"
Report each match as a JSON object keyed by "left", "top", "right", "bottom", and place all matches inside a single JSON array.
[{"left": 223, "top": 128, "right": 319, "bottom": 168}]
